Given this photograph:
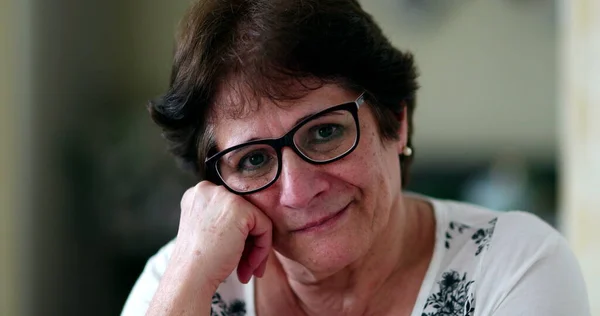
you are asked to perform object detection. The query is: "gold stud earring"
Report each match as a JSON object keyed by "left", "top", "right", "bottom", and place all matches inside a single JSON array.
[{"left": 402, "top": 146, "right": 413, "bottom": 157}]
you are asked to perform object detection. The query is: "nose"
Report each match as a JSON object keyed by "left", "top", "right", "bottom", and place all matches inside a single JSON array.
[{"left": 278, "top": 147, "right": 330, "bottom": 209}]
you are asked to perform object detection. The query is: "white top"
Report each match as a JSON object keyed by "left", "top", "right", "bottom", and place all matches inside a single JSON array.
[{"left": 121, "top": 197, "right": 590, "bottom": 316}]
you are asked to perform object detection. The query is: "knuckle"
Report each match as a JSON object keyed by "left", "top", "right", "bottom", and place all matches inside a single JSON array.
[
  {"left": 180, "top": 181, "right": 213, "bottom": 210},
  {"left": 234, "top": 210, "right": 252, "bottom": 234},
  {"left": 210, "top": 185, "right": 236, "bottom": 204},
  {"left": 197, "top": 180, "right": 213, "bottom": 189},
  {"left": 180, "top": 189, "right": 195, "bottom": 210}
]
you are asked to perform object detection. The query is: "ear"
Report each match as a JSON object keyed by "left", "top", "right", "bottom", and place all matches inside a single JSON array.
[{"left": 396, "top": 103, "right": 409, "bottom": 155}]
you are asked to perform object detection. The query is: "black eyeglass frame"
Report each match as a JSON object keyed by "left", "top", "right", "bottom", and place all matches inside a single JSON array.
[{"left": 205, "top": 92, "right": 366, "bottom": 195}]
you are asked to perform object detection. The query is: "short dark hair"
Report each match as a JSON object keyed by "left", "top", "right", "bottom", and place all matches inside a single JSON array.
[{"left": 149, "top": 0, "right": 419, "bottom": 185}]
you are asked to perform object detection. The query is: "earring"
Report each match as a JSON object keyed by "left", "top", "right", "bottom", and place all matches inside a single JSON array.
[{"left": 402, "top": 146, "right": 413, "bottom": 157}]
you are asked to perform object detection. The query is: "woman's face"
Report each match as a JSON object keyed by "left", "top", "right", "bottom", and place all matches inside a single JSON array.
[{"left": 212, "top": 84, "right": 407, "bottom": 274}]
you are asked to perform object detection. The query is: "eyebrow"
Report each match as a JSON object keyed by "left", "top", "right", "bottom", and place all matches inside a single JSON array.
[
  {"left": 238, "top": 110, "right": 319, "bottom": 144},
  {"left": 227, "top": 98, "right": 355, "bottom": 149}
]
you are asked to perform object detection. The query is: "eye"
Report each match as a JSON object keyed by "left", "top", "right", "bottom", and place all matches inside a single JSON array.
[
  {"left": 310, "top": 124, "right": 343, "bottom": 142},
  {"left": 317, "top": 125, "right": 335, "bottom": 139},
  {"left": 238, "top": 151, "right": 270, "bottom": 171}
]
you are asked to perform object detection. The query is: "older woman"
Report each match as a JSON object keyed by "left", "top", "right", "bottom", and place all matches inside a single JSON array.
[{"left": 122, "top": 0, "right": 589, "bottom": 315}]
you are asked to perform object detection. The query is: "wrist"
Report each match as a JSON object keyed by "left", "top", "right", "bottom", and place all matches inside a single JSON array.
[
  {"left": 147, "top": 254, "right": 216, "bottom": 316},
  {"left": 168, "top": 247, "right": 221, "bottom": 294}
]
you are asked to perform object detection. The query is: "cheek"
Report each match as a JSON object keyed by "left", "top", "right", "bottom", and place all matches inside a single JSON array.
[
  {"left": 348, "top": 133, "right": 400, "bottom": 218},
  {"left": 339, "top": 130, "right": 396, "bottom": 193},
  {"left": 242, "top": 191, "right": 279, "bottom": 221}
]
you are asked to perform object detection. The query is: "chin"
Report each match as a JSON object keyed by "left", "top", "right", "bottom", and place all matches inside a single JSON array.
[
  {"left": 276, "top": 222, "right": 372, "bottom": 276},
  {"left": 308, "top": 241, "right": 367, "bottom": 274}
]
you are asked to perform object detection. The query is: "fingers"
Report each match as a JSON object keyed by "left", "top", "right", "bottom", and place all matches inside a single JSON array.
[
  {"left": 254, "top": 256, "right": 268, "bottom": 278},
  {"left": 237, "top": 209, "right": 272, "bottom": 283},
  {"left": 246, "top": 204, "right": 272, "bottom": 279},
  {"left": 236, "top": 260, "right": 253, "bottom": 284},
  {"left": 249, "top": 207, "right": 272, "bottom": 248},
  {"left": 237, "top": 231, "right": 272, "bottom": 283},
  {"left": 247, "top": 210, "right": 272, "bottom": 266},
  {"left": 237, "top": 247, "right": 270, "bottom": 283}
]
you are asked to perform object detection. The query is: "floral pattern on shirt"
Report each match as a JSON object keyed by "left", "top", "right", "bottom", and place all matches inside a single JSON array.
[
  {"left": 471, "top": 218, "right": 498, "bottom": 256},
  {"left": 211, "top": 292, "right": 246, "bottom": 316},
  {"left": 444, "top": 217, "right": 498, "bottom": 257},
  {"left": 422, "top": 270, "right": 475, "bottom": 316},
  {"left": 444, "top": 221, "right": 471, "bottom": 249}
]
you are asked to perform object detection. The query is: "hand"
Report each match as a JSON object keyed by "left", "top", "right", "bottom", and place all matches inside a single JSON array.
[{"left": 173, "top": 181, "right": 273, "bottom": 288}]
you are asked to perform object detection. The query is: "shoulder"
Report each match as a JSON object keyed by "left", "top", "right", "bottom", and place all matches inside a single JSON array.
[
  {"left": 426, "top": 199, "right": 589, "bottom": 315},
  {"left": 479, "top": 209, "right": 577, "bottom": 289},
  {"left": 477, "top": 209, "right": 567, "bottom": 283},
  {"left": 435, "top": 199, "right": 589, "bottom": 315},
  {"left": 432, "top": 197, "right": 571, "bottom": 266},
  {"left": 489, "top": 210, "right": 559, "bottom": 258},
  {"left": 120, "top": 240, "right": 176, "bottom": 315},
  {"left": 478, "top": 212, "right": 590, "bottom": 314}
]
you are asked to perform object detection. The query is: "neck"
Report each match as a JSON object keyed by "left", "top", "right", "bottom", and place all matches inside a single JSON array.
[{"left": 258, "top": 195, "right": 435, "bottom": 316}]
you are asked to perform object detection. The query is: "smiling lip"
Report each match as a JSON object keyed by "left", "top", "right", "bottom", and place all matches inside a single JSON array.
[{"left": 291, "top": 204, "right": 350, "bottom": 233}]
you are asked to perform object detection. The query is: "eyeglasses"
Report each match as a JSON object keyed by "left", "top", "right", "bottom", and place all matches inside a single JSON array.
[{"left": 205, "top": 92, "right": 365, "bottom": 194}]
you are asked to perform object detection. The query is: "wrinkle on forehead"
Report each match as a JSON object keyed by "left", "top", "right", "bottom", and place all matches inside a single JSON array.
[{"left": 208, "top": 74, "right": 339, "bottom": 123}]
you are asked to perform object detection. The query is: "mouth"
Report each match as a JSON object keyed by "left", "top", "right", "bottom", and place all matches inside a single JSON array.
[{"left": 291, "top": 203, "right": 350, "bottom": 233}]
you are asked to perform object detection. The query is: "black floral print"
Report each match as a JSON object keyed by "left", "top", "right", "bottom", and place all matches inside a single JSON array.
[
  {"left": 464, "top": 292, "right": 476, "bottom": 316},
  {"left": 211, "top": 292, "right": 246, "bottom": 316},
  {"left": 444, "top": 218, "right": 498, "bottom": 257},
  {"left": 422, "top": 270, "right": 475, "bottom": 316},
  {"left": 445, "top": 221, "right": 471, "bottom": 249},
  {"left": 471, "top": 218, "right": 498, "bottom": 256}
]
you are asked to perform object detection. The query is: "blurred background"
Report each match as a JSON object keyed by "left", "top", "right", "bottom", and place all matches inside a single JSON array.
[{"left": 1, "top": 0, "right": 598, "bottom": 315}]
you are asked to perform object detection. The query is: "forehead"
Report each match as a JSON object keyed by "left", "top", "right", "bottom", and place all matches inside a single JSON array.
[{"left": 210, "top": 84, "right": 357, "bottom": 150}]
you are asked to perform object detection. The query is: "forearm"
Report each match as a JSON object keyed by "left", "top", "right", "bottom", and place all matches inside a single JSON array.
[{"left": 146, "top": 258, "right": 216, "bottom": 316}]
